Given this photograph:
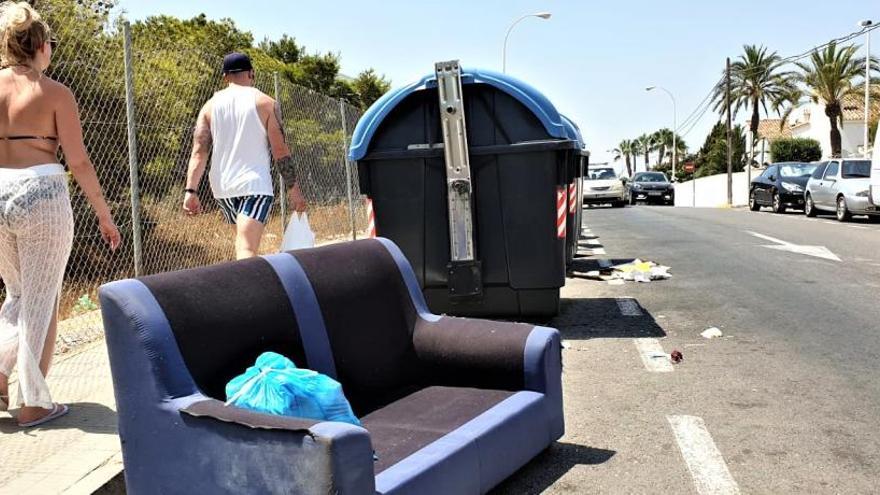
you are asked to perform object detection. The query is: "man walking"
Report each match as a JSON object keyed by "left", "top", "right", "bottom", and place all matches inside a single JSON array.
[{"left": 183, "top": 52, "right": 306, "bottom": 259}]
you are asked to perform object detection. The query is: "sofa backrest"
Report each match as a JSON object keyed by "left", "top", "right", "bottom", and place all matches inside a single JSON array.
[
  {"left": 290, "top": 239, "right": 422, "bottom": 415},
  {"left": 138, "top": 257, "right": 307, "bottom": 400}
]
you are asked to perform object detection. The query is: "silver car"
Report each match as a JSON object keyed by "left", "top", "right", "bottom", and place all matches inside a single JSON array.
[{"left": 805, "top": 159, "right": 880, "bottom": 222}]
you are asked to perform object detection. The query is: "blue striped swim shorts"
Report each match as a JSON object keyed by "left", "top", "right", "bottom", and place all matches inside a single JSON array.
[{"left": 216, "top": 195, "right": 274, "bottom": 225}]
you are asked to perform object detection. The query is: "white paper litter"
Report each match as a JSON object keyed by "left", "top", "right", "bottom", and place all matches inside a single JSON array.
[{"left": 701, "top": 327, "right": 723, "bottom": 339}]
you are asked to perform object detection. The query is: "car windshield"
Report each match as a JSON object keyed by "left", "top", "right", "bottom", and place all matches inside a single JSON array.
[
  {"left": 842, "top": 160, "right": 871, "bottom": 178},
  {"left": 634, "top": 173, "right": 668, "bottom": 183},
  {"left": 587, "top": 168, "right": 617, "bottom": 180},
  {"left": 778, "top": 163, "right": 817, "bottom": 178}
]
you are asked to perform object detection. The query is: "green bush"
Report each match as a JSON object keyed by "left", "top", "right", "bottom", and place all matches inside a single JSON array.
[{"left": 770, "top": 138, "right": 822, "bottom": 163}]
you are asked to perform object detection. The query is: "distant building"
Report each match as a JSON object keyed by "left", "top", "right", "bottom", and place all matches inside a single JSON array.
[{"left": 756, "top": 94, "right": 878, "bottom": 162}]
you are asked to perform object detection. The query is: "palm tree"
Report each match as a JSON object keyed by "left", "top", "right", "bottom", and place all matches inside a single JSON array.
[
  {"left": 652, "top": 128, "right": 673, "bottom": 167},
  {"left": 793, "top": 42, "right": 878, "bottom": 157},
  {"left": 712, "top": 45, "right": 796, "bottom": 159},
  {"left": 612, "top": 139, "right": 635, "bottom": 177},
  {"left": 635, "top": 134, "right": 654, "bottom": 170}
]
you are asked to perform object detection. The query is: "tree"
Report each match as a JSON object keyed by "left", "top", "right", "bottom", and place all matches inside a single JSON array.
[
  {"left": 712, "top": 45, "right": 796, "bottom": 161},
  {"left": 694, "top": 122, "right": 746, "bottom": 177},
  {"left": 635, "top": 134, "right": 655, "bottom": 170},
  {"left": 651, "top": 128, "right": 685, "bottom": 168},
  {"left": 612, "top": 139, "right": 635, "bottom": 177},
  {"left": 770, "top": 138, "right": 822, "bottom": 162},
  {"left": 793, "top": 42, "right": 880, "bottom": 157},
  {"left": 352, "top": 69, "right": 391, "bottom": 108},
  {"left": 260, "top": 34, "right": 301, "bottom": 64}
]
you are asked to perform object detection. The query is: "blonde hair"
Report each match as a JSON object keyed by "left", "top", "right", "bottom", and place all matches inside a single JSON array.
[{"left": 0, "top": 1, "right": 51, "bottom": 67}]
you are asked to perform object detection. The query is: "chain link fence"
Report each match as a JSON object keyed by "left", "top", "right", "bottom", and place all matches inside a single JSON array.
[{"left": 5, "top": 3, "right": 369, "bottom": 353}]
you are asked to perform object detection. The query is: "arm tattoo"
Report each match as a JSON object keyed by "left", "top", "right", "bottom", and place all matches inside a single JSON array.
[
  {"left": 274, "top": 101, "right": 287, "bottom": 142},
  {"left": 276, "top": 155, "right": 297, "bottom": 188},
  {"left": 192, "top": 116, "right": 212, "bottom": 155}
]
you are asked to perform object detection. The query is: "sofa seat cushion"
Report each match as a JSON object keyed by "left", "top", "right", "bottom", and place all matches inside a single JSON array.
[
  {"left": 362, "top": 386, "right": 514, "bottom": 474},
  {"left": 366, "top": 387, "right": 553, "bottom": 495}
]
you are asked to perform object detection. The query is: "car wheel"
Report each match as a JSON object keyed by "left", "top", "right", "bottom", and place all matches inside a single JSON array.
[
  {"left": 772, "top": 190, "right": 786, "bottom": 214},
  {"left": 612, "top": 200, "right": 625, "bottom": 208},
  {"left": 805, "top": 194, "right": 817, "bottom": 217},
  {"left": 749, "top": 190, "right": 760, "bottom": 211},
  {"left": 836, "top": 196, "right": 852, "bottom": 222},
  {"left": 868, "top": 215, "right": 880, "bottom": 223}
]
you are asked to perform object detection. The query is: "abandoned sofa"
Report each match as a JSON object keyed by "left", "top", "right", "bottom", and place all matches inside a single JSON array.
[{"left": 99, "top": 238, "right": 563, "bottom": 494}]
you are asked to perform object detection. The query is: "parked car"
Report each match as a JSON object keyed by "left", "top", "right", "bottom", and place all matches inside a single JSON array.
[
  {"left": 583, "top": 166, "right": 627, "bottom": 207},
  {"left": 805, "top": 159, "right": 879, "bottom": 222},
  {"left": 749, "top": 162, "right": 818, "bottom": 213},
  {"left": 627, "top": 172, "right": 674, "bottom": 205}
]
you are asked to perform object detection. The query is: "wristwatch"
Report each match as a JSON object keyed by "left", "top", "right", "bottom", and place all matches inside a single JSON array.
[{"left": 184, "top": 188, "right": 197, "bottom": 194}]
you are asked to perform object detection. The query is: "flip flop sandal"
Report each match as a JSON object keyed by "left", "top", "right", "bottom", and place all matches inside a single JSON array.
[
  {"left": 18, "top": 403, "right": 69, "bottom": 428},
  {"left": 0, "top": 395, "right": 8, "bottom": 412}
]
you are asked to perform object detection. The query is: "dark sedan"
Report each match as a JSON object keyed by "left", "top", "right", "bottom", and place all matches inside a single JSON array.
[
  {"left": 627, "top": 172, "right": 674, "bottom": 205},
  {"left": 749, "top": 162, "right": 819, "bottom": 213}
]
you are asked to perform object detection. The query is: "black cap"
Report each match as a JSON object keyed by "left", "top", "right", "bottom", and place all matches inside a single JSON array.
[{"left": 222, "top": 52, "right": 253, "bottom": 74}]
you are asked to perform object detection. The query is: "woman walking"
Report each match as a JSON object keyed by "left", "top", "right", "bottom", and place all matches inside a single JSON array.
[{"left": 0, "top": 1, "right": 120, "bottom": 427}]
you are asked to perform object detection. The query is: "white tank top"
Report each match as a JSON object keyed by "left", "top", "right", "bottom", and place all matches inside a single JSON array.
[{"left": 209, "top": 85, "right": 274, "bottom": 198}]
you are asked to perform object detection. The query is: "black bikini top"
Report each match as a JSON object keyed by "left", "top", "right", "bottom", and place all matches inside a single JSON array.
[{"left": 0, "top": 136, "right": 57, "bottom": 141}]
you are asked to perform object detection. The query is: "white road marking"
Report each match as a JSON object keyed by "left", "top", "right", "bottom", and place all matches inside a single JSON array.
[
  {"left": 849, "top": 225, "right": 869, "bottom": 230},
  {"left": 633, "top": 338, "right": 673, "bottom": 372},
  {"left": 616, "top": 297, "right": 643, "bottom": 316},
  {"left": 745, "top": 231, "right": 841, "bottom": 262},
  {"left": 590, "top": 248, "right": 607, "bottom": 255},
  {"left": 586, "top": 239, "right": 602, "bottom": 246},
  {"left": 668, "top": 415, "right": 741, "bottom": 495}
]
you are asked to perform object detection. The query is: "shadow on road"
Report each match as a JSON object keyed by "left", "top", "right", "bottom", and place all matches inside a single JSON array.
[
  {"left": 490, "top": 442, "right": 616, "bottom": 494},
  {"left": 567, "top": 258, "right": 635, "bottom": 276},
  {"left": 552, "top": 297, "right": 666, "bottom": 339}
]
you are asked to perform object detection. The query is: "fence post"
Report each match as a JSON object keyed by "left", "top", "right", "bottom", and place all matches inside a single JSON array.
[
  {"left": 123, "top": 21, "right": 143, "bottom": 276},
  {"left": 273, "top": 72, "right": 288, "bottom": 228},
  {"left": 339, "top": 99, "right": 358, "bottom": 241}
]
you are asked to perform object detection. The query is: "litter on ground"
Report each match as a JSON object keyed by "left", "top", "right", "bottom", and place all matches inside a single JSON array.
[
  {"left": 579, "top": 259, "right": 672, "bottom": 284},
  {"left": 701, "top": 327, "right": 723, "bottom": 339}
]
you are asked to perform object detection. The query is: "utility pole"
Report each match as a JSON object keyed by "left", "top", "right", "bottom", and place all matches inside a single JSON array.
[
  {"left": 861, "top": 20, "right": 873, "bottom": 157},
  {"left": 726, "top": 57, "right": 733, "bottom": 206}
]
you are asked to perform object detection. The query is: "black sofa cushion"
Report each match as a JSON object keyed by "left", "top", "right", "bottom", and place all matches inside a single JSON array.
[
  {"left": 361, "top": 386, "right": 515, "bottom": 473},
  {"left": 139, "top": 257, "right": 306, "bottom": 400},
  {"left": 291, "top": 241, "right": 422, "bottom": 415}
]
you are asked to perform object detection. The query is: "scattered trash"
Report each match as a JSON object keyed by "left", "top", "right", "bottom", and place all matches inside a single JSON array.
[
  {"left": 701, "top": 327, "right": 723, "bottom": 339},
  {"left": 577, "top": 258, "right": 672, "bottom": 284},
  {"left": 670, "top": 350, "right": 683, "bottom": 363}
]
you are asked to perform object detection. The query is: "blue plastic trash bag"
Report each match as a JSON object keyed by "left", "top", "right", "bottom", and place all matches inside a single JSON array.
[{"left": 225, "top": 352, "right": 361, "bottom": 426}]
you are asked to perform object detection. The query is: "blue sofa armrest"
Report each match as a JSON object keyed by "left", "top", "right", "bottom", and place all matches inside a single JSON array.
[{"left": 174, "top": 397, "right": 376, "bottom": 494}]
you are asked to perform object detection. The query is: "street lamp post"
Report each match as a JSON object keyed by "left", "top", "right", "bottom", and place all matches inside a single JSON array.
[
  {"left": 646, "top": 86, "right": 677, "bottom": 179},
  {"left": 860, "top": 20, "right": 873, "bottom": 157},
  {"left": 502, "top": 12, "right": 552, "bottom": 74}
]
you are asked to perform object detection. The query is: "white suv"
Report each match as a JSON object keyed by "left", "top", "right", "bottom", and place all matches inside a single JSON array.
[{"left": 583, "top": 167, "right": 626, "bottom": 208}]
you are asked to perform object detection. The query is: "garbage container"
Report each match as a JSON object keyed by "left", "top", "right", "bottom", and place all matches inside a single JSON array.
[
  {"left": 348, "top": 64, "right": 577, "bottom": 317},
  {"left": 560, "top": 115, "right": 589, "bottom": 268}
]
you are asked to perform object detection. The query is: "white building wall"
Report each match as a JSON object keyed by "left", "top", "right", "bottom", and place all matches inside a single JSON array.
[
  {"left": 674, "top": 172, "right": 750, "bottom": 207},
  {"left": 789, "top": 102, "right": 866, "bottom": 158}
]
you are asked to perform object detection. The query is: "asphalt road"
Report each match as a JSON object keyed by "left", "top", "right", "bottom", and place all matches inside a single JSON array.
[{"left": 493, "top": 205, "right": 880, "bottom": 494}]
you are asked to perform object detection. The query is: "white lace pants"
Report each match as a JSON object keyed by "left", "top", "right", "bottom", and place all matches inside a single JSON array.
[{"left": 0, "top": 164, "right": 74, "bottom": 409}]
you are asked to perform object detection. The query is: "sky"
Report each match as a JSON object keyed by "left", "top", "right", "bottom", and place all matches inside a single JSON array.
[{"left": 118, "top": 0, "right": 876, "bottom": 168}]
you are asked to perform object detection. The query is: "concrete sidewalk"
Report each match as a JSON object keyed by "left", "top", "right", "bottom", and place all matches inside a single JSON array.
[{"left": 0, "top": 341, "right": 122, "bottom": 495}]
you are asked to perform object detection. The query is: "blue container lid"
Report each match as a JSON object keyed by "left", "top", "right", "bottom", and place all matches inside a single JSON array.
[
  {"left": 349, "top": 67, "right": 569, "bottom": 161},
  {"left": 560, "top": 114, "right": 583, "bottom": 148}
]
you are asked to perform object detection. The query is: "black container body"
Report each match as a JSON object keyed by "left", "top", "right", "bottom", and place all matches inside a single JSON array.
[{"left": 356, "top": 84, "right": 574, "bottom": 317}]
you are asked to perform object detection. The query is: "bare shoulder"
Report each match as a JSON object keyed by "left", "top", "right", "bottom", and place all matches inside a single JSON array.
[
  {"left": 255, "top": 91, "right": 276, "bottom": 110},
  {"left": 43, "top": 77, "right": 75, "bottom": 103}
]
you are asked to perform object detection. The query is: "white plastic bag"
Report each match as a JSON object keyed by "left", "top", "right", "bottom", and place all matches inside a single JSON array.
[{"left": 280, "top": 212, "right": 315, "bottom": 251}]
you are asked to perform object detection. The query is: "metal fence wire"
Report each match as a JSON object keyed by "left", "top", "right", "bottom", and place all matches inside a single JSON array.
[{"left": 2, "top": 4, "right": 369, "bottom": 353}]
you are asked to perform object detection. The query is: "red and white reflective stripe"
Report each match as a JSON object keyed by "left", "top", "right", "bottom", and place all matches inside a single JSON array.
[
  {"left": 556, "top": 186, "right": 567, "bottom": 239},
  {"left": 568, "top": 182, "right": 577, "bottom": 214},
  {"left": 366, "top": 198, "right": 376, "bottom": 238}
]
